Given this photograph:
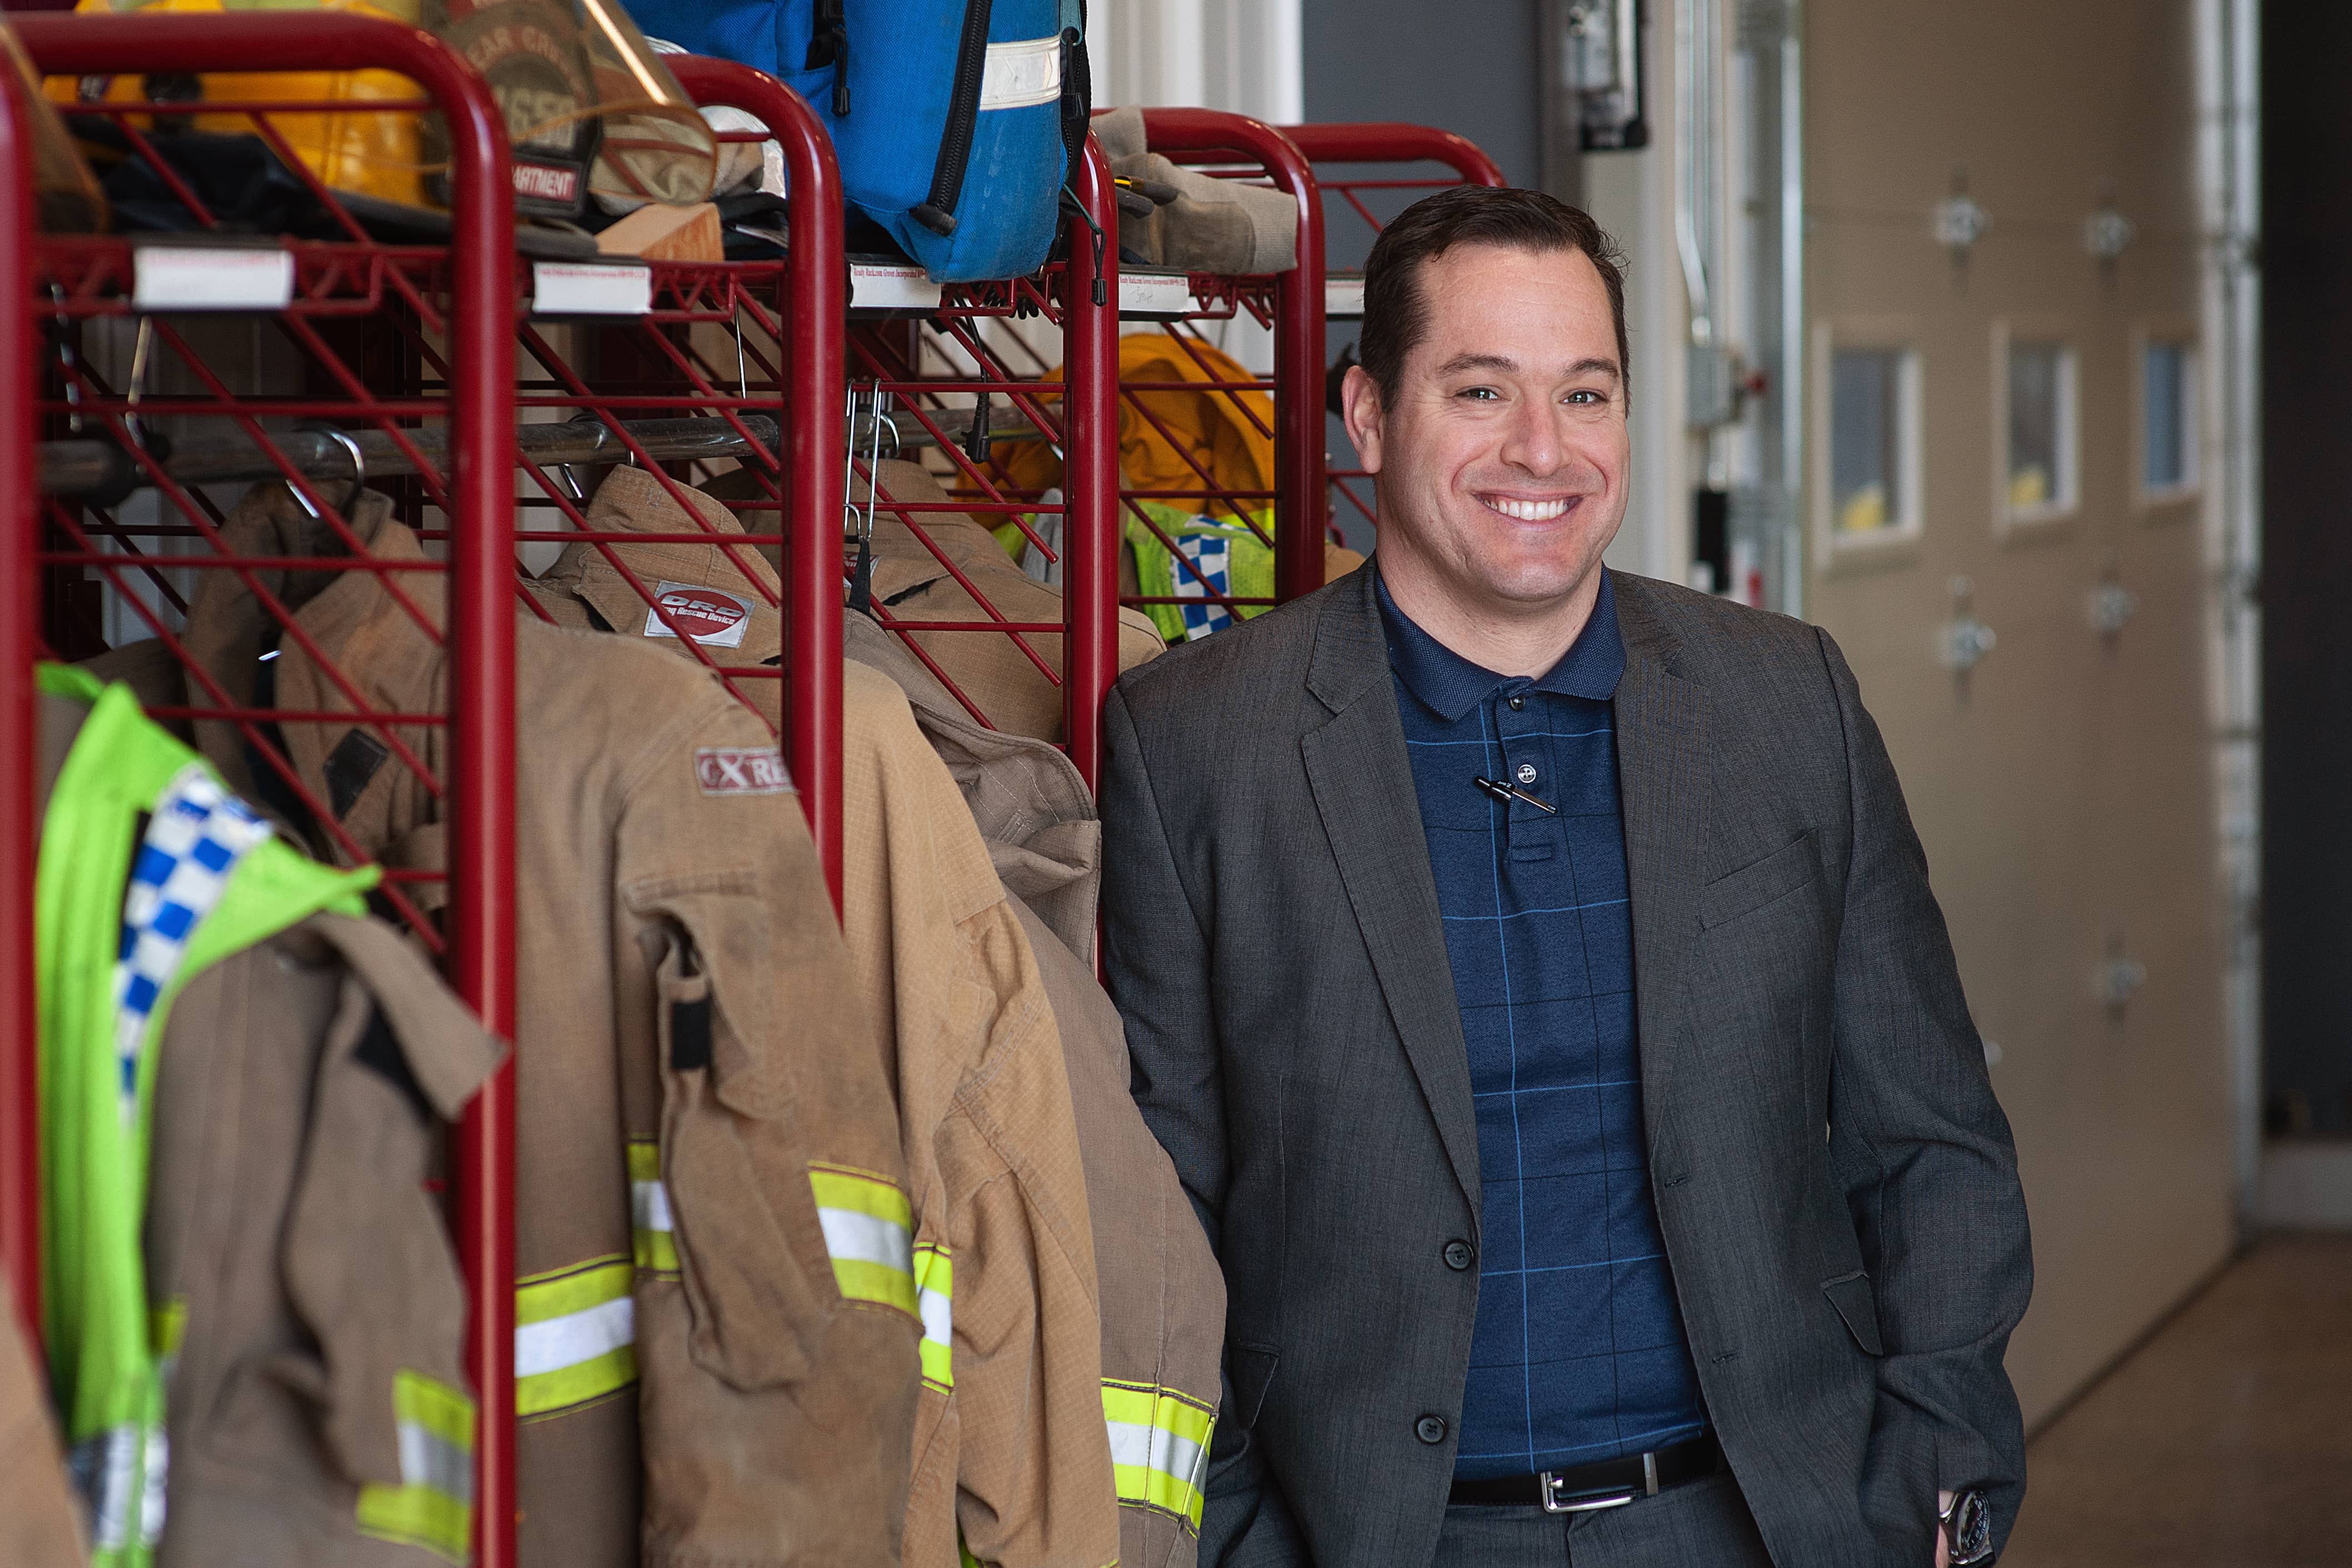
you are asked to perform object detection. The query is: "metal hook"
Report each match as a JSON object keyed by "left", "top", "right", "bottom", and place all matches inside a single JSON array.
[
  {"left": 48, "top": 284, "right": 82, "bottom": 435},
  {"left": 123, "top": 315, "right": 156, "bottom": 452},
  {"left": 295, "top": 421, "right": 366, "bottom": 517}
]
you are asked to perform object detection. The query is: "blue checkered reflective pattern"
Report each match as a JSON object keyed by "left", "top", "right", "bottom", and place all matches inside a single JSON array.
[
  {"left": 1172, "top": 534, "right": 1235, "bottom": 641},
  {"left": 1378, "top": 574, "right": 1706, "bottom": 1480},
  {"left": 113, "top": 763, "right": 271, "bottom": 1122}
]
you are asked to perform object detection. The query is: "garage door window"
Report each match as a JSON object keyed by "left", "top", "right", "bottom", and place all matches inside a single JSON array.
[
  {"left": 2006, "top": 339, "right": 2078, "bottom": 523},
  {"left": 1830, "top": 345, "right": 1918, "bottom": 541}
]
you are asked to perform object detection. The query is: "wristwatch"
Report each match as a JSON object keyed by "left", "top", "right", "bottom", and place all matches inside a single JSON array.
[{"left": 1939, "top": 1488, "right": 1994, "bottom": 1566}]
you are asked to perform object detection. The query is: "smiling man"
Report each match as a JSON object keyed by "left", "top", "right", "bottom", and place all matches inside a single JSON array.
[{"left": 1100, "top": 187, "right": 2031, "bottom": 1568}]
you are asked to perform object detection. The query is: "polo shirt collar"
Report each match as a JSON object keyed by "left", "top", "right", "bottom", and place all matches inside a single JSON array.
[{"left": 1376, "top": 568, "right": 1626, "bottom": 722}]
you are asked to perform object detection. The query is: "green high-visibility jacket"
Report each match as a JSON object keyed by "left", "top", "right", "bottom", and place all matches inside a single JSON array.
[{"left": 34, "top": 664, "right": 375, "bottom": 1565}]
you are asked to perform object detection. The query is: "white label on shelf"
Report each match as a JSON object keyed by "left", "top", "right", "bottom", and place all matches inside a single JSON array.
[
  {"left": 1119, "top": 271, "right": 1198, "bottom": 316},
  {"left": 1326, "top": 275, "right": 1367, "bottom": 317},
  {"left": 532, "top": 261, "right": 653, "bottom": 317},
  {"left": 131, "top": 247, "right": 295, "bottom": 312},
  {"left": 850, "top": 263, "right": 942, "bottom": 311}
]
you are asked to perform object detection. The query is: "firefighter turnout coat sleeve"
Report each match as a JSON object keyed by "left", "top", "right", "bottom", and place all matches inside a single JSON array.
[
  {"left": 158, "top": 482, "right": 921, "bottom": 1568},
  {"left": 847, "top": 614, "right": 1226, "bottom": 1568},
  {"left": 145, "top": 911, "right": 500, "bottom": 1568},
  {"left": 3, "top": 1259, "right": 87, "bottom": 1568},
  {"left": 841, "top": 661, "right": 1118, "bottom": 1568}
]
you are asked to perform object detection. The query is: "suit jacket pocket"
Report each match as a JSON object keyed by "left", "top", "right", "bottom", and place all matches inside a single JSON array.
[
  {"left": 1700, "top": 832, "right": 1818, "bottom": 929},
  {"left": 1820, "top": 1269, "right": 1884, "bottom": 1356},
  {"left": 1229, "top": 1342, "right": 1279, "bottom": 1430}
]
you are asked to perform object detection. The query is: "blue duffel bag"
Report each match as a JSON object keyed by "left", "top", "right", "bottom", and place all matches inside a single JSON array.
[{"left": 626, "top": 0, "right": 1088, "bottom": 282}]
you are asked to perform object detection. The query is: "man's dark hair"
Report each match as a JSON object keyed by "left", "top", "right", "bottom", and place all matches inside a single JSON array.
[{"left": 1356, "top": 185, "right": 1631, "bottom": 406}]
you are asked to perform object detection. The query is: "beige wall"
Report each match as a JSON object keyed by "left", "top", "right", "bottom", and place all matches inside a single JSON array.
[{"left": 1801, "top": 0, "right": 2236, "bottom": 1426}]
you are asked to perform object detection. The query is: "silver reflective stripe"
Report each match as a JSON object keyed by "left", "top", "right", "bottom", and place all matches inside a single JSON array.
[
  {"left": 72, "top": 1420, "right": 166, "bottom": 1554},
  {"left": 138, "top": 1423, "right": 167, "bottom": 1548},
  {"left": 396, "top": 1420, "right": 476, "bottom": 1506},
  {"left": 917, "top": 1281, "right": 951, "bottom": 1351},
  {"left": 979, "top": 36, "right": 1063, "bottom": 110},
  {"left": 817, "top": 1207, "right": 911, "bottom": 1272},
  {"left": 632, "top": 1178, "right": 673, "bottom": 1237},
  {"left": 1106, "top": 1417, "right": 1207, "bottom": 1497},
  {"left": 514, "top": 1293, "right": 634, "bottom": 1379}
]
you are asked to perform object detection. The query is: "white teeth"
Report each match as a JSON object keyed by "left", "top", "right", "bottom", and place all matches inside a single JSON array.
[{"left": 1484, "top": 496, "right": 1571, "bottom": 522}]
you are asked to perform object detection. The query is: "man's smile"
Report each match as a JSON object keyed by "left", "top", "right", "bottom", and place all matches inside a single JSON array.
[{"left": 1476, "top": 492, "right": 1580, "bottom": 522}]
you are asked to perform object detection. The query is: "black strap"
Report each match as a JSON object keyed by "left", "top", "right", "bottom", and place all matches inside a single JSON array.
[
  {"left": 1448, "top": 1431, "right": 1719, "bottom": 1510},
  {"left": 669, "top": 995, "right": 713, "bottom": 1073},
  {"left": 805, "top": 0, "right": 851, "bottom": 115}
]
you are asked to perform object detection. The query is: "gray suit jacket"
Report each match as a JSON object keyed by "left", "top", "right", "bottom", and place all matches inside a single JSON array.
[{"left": 1100, "top": 564, "right": 2031, "bottom": 1568}]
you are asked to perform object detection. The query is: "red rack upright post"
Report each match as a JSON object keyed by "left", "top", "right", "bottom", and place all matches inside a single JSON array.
[
  {"left": 1137, "top": 110, "right": 1326, "bottom": 604},
  {"left": 665, "top": 57, "right": 848, "bottom": 910},
  {"left": 1062, "top": 134, "right": 1120, "bottom": 793},
  {"left": 0, "top": 30, "right": 40, "bottom": 1352},
  {"left": 14, "top": 16, "right": 522, "bottom": 1564}
]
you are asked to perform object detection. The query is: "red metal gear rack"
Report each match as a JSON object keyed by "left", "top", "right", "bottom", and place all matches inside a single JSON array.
[
  {"left": 841, "top": 132, "right": 1122, "bottom": 789},
  {"left": 1274, "top": 122, "right": 1504, "bottom": 544},
  {"left": 1112, "top": 110, "right": 1327, "bottom": 624},
  {"left": 9, "top": 13, "right": 525, "bottom": 1559},
  {"left": 2, "top": 28, "right": 852, "bottom": 1565},
  {"left": 505, "top": 53, "right": 850, "bottom": 899},
  {"left": 0, "top": 31, "right": 42, "bottom": 1363}
]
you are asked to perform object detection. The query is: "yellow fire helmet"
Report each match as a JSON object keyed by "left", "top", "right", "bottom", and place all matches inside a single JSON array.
[{"left": 52, "top": 0, "right": 714, "bottom": 222}]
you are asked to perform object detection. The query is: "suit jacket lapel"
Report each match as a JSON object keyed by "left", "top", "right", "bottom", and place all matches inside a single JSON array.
[
  {"left": 1610, "top": 574, "right": 1710, "bottom": 1155},
  {"left": 1299, "top": 566, "right": 1482, "bottom": 1211}
]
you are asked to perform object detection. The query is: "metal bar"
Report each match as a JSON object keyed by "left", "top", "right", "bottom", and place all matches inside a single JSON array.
[
  {"left": 0, "top": 42, "right": 38, "bottom": 1356},
  {"left": 37, "top": 407, "right": 1040, "bottom": 499},
  {"left": 667, "top": 56, "right": 846, "bottom": 915},
  {"left": 1063, "top": 135, "right": 1119, "bottom": 793},
  {"left": 1137, "top": 111, "right": 1326, "bottom": 603},
  {"left": 1279, "top": 121, "right": 1509, "bottom": 187}
]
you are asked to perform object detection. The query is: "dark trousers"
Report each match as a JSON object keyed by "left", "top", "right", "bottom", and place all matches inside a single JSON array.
[{"left": 1431, "top": 1473, "right": 1775, "bottom": 1567}]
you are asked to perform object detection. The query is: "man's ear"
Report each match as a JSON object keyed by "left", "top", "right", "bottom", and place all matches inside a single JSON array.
[{"left": 1340, "top": 363, "right": 1385, "bottom": 475}]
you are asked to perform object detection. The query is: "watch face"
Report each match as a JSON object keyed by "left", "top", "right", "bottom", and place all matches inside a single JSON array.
[{"left": 1951, "top": 1491, "right": 1994, "bottom": 1564}]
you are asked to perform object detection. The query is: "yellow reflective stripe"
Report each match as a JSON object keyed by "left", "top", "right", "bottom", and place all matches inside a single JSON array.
[
  {"left": 809, "top": 1164, "right": 917, "bottom": 1314},
  {"left": 515, "top": 1257, "right": 633, "bottom": 1326},
  {"left": 514, "top": 1257, "right": 638, "bottom": 1418},
  {"left": 394, "top": 1370, "right": 478, "bottom": 1453},
  {"left": 625, "top": 1141, "right": 660, "bottom": 1183},
  {"left": 915, "top": 1242, "right": 953, "bottom": 1391},
  {"left": 150, "top": 1297, "right": 187, "bottom": 1358},
  {"left": 359, "top": 1371, "right": 476, "bottom": 1564},
  {"left": 627, "top": 1139, "right": 680, "bottom": 1276},
  {"left": 1103, "top": 1381, "right": 1216, "bottom": 1530},
  {"left": 358, "top": 1480, "right": 472, "bottom": 1565}
]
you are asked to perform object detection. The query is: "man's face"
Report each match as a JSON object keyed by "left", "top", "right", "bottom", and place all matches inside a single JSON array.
[{"left": 1343, "top": 242, "right": 1629, "bottom": 616}]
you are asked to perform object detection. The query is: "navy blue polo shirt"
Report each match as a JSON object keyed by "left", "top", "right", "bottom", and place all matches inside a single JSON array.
[{"left": 1377, "top": 570, "right": 1706, "bottom": 1479}]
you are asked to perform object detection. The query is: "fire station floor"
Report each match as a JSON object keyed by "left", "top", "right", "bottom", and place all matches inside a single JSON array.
[{"left": 1999, "top": 1234, "right": 2352, "bottom": 1567}]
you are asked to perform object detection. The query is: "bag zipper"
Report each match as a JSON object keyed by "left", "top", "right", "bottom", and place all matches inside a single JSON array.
[{"left": 911, "top": 0, "right": 996, "bottom": 236}]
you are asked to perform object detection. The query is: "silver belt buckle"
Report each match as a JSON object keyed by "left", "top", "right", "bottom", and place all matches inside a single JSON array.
[
  {"left": 1539, "top": 1475, "right": 1634, "bottom": 1515},
  {"left": 1539, "top": 1450, "right": 1662, "bottom": 1515}
]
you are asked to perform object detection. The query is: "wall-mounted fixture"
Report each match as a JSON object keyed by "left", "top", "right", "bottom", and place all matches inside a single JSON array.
[
  {"left": 2085, "top": 205, "right": 2136, "bottom": 263},
  {"left": 2090, "top": 553, "right": 2139, "bottom": 638},
  {"left": 1933, "top": 167, "right": 1992, "bottom": 276},
  {"left": 1543, "top": 0, "right": 1648, "bottom": 161},
  {"left": 1940, "top": 574, "right": 1999, "bottom": 673}
]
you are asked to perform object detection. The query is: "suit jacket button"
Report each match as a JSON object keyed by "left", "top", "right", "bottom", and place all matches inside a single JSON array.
[
  {"left": 1416, "top": 1415, "right": 1448, "bottom": 1445},
  {"left": 1442, "top": 1240, "right": 1475, "bottom": 1271}
]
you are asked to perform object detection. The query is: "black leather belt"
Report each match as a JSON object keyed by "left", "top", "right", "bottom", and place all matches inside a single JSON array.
[{"left": 1448, "top": 1432, "right": 1719, "bottom": 1514}]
